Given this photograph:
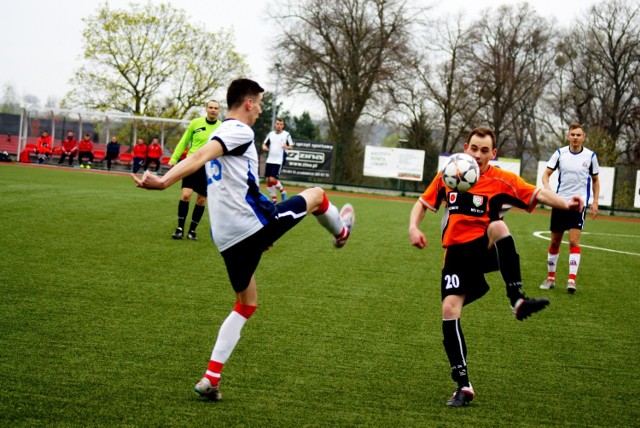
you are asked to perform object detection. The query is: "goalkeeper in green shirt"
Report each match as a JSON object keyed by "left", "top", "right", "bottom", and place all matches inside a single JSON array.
[{"left": 169, "top": 100, "right": 221, "bottom": 240}]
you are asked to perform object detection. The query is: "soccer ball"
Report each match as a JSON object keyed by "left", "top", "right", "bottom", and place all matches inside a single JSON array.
[{"left": 441, "top": 153, "right": 480, "bottom": 192}]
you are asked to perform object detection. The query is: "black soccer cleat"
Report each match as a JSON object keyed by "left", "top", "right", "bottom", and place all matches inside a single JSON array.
[
  {"left": 512, "top": 297, "right": 550, "bottom": 321},
  {"left": 187, "top": 230, "right": 198, "bottom": 241},
  {"left": 171, "top": 227, "right": 184, "bottom": 240},
  {"left": 446, "top": 384, "right": 475, "bottom": 407}
]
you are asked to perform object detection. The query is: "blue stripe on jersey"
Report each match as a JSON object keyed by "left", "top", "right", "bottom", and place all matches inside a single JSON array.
[{"left": 245, "top": 159, "right": 276, "bottom": 225}]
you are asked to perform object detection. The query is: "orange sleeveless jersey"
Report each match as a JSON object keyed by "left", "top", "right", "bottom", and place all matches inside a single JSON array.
[{"left": 419, "top": 165, "right": 541, "bottom": 247}]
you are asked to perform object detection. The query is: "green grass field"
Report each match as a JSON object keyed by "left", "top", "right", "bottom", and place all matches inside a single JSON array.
[{"left": 1, "top": 164, "right": 639, "bottom": 426}]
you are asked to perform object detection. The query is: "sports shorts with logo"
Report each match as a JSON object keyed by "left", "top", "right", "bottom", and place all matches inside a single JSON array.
[
  {"left": 550, "top": 206, "right": 586, "bottom": 232},
  {"left": 221, "top": 195, "right": 307, "bottom": 293},
  {"left": 441, "top": 234, "right": 499, "bottom": 306}
]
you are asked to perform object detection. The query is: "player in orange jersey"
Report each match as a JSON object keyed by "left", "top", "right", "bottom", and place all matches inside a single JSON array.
[{"left": 409, "top": 127, "right": 584, "bottom": 408}]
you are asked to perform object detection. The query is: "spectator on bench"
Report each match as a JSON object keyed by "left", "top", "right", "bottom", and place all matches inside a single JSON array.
[
  {"left": 78, "top": 133, "right": 94, "bottom": 169},
  {"left": 36, "top": 130, "right": 52, "bottom": 164},
  {"left": 106, "top": 136, "right": 121, "bottom": 171},
  {"left": 144, "top": 138, "right": 162, "bottom": 173},
  {"left": 132, "top": 138, "right": 147, "bottom": 173},
  {"left": 58, "top": 131, "right": 78, "bottom": 166}
]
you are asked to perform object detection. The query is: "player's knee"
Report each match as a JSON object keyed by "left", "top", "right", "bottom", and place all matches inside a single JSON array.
[
  {"left": 196, "top": 195, "right": 206, "bottom": 206},
  {"left": 487, "top": 220, "right": 510, "bottom": 241}
]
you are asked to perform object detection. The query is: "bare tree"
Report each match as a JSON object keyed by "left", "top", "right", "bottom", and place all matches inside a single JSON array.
[
  {"left": 272, "top": 0, "right": 418, "bottom": 182},
  {"left": 466, "top": 3, "right": 556, "bottom": 158},
  {"left": 552, "top": 0, "right": 640, "bottom": 165}
]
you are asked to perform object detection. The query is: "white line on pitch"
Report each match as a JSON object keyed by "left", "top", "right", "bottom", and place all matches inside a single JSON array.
[{"left": 532, "top": 231, "right": 640, "bottom": 256}]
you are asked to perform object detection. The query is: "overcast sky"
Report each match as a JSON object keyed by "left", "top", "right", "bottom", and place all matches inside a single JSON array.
[{"left": 0, "top": 0, "right": 591, "bottom": 116}]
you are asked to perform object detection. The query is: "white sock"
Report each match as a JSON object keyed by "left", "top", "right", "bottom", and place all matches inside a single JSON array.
[
  {"left": 314, "top": 203, "right": 343, "bottom": 236},
  {"left": 267, "top": 186, "right": 276, "bottom": 198},
  {"left": 210, "top": 311, "right": 248, "bottom": 364}
]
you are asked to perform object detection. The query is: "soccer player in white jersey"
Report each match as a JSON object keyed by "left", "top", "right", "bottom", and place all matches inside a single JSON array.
[
  {"left": 132, "top": 78, "right": 354, "bottom": 401},
  {"left": 262, "top": 118, "right": 294, "bottom": 202},
  {"left": 540, "top": 123, "right": 600, "bottom": 294}
]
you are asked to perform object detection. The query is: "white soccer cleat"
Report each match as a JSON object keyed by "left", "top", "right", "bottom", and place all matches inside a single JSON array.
[
  {"left": 539, "top": 278, "right": 555, "bottom": 290},
  {"left": 567, "top": 279, "right": 576, "bottom": 294},
  {"left": 194, "top": 377, "right": 222, "bottom": 401},
  {"left": 332, "top": 203, "right": 355, "bottom": 248}
]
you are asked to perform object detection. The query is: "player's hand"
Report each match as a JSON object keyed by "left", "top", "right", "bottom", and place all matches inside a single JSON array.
[
  {"left": 409, "top": 227, "right": 427, "bottom": 249},
  {"left": 591, "top": 203, "right": 598, "bottom": 219},
  {"left": 568, "top": 196, "right": 584, "bottom": 212},
  {"left": 131, "top": 170, "right": 164, "bottom": 190}
]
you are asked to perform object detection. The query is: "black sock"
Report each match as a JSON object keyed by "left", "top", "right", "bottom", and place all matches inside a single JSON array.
[
  {"left": 442, "top": 319, "right": 470, "bottom": 387},
  {"left": 189, "top": 204, "right": 205, "bottom": 232},
  {"left": 177, "top": 200, "right": 189, "bottom": 230},
  {"left": 494, "top": 235, "right": 524, "bottom": 306}
]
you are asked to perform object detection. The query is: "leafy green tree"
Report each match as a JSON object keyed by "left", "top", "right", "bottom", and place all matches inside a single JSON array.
[
  {"left": 62, "top": 2, "right": 247, "bottom": 119},
  {"left": 291, "top": 112, "right": 319, "bottom": 141}
]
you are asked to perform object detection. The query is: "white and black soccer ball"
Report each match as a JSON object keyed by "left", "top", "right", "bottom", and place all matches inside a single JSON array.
[{"left": 441, "top": 153, "right": 480, "bottom": 192}]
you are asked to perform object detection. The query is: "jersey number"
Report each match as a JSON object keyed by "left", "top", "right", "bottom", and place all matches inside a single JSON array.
[
  {"left": 206, "top": 159, "right": 222, "bottom": 184},
  {"left": 444, "top": 274, "right": 461, "bottom": 290}
]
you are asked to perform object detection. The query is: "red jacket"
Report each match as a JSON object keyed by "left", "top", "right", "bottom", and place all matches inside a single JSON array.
[
  {"left": 146, "top": 142, "right": 162, "bottom": 159},
  {"left": 133, "top": 143, "right": 147, "bottom": 159},
  {"left": 36, "top": 136, "right": 52, "bottom": 154},
  {"left": 79, "top": 139, "right": 93, "bottom": 152},
  {"left": 62, "top": 137, "right": 78, "bottom": 153}
]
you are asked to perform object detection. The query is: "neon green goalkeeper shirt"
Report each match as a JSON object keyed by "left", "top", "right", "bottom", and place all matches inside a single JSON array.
[{"left": 170, "top": 117, "right": 221, "bottom": 164}]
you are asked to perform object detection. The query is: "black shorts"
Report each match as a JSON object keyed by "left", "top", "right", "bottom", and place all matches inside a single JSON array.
[
  {"left": 220, "top": 195, "right": 308, "bottom": 293},
  {"left": 182, "top": 165, "right": 207, "bottom": 196},
  {"left": 550, "top": 207, "right": 586, "bottom": 232},
  {"left": 441, "top": 235, "right": 498, "bottom": 305},
  {"left": 264, "top": 163, "right": 282, "bottom": 179}
]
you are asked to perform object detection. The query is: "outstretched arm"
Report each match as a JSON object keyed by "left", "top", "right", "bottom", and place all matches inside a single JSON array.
[
  {"left": 409, "top": 201, "right": 428, "bottom": 249},
  {"left": 536, "top": 189, "right": 584, "bottom": 212},
  {"left": 132, "top": 139, "right": 223, "bottom": 190}
]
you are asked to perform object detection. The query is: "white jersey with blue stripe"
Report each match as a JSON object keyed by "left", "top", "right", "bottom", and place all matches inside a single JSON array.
[
  {"left": 546, "top": 146, "right": 599, "bottom": 202},
  {"left": 264, "top": 130, "right": 293, "bottom": 165},
  {"left": 205, "top": 118, "right": 276, "bottom": 251}
]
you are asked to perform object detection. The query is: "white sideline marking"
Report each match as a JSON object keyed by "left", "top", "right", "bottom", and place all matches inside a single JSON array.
[{"left": 532, "top": 231, "right": 640, "bottom": 257}]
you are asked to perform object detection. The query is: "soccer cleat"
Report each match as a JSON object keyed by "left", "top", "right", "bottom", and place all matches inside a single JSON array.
[
  {"left": 332, "top": 203, "right": 355, "bottom": 248},
  {"left": 80, "top": 164, "right": 85, "bottom": 168},
  {"left": 281, "top": 190, "right": 287, "bottom": 201},
  {"left": 512, "top": 297, "right": 550, "bottom": 321},
  {"left": 86, "top": 164, "right": 91, "bottom": 170},
  {"left": 194, "top": 377, "right": 222, "bottom": 401},
  {"left": 567, "top": 279, "right": 576, "bottom": 294},
  {"left": 446, "top": 384, "right": 475, "bottom": 407},
  {"left": 271, "top": 197, "right": 278, "bottom": 204},
  {"left": 171, "top": 227, "right": 184, "bottom": 240},
  {"left": 539, "top": 278, "right": 555, "bottom": 290},
  {"left": 187, "top": 230, "right": 198, "bottom": 241}
]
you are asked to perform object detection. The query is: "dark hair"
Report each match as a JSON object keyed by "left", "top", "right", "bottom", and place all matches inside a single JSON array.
[
  {"left": 226, "top": 78, "right": 264, "bottom": 110},
  {"left": 467, "top": 127, "right": 496, "bottom": 150},
  {"left": 275, "top": 117, "right": 285, "bottom": 126}
]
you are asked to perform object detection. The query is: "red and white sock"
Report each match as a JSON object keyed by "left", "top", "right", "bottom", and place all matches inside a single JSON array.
[
  {"left": 547, "top": 247, "right": 560, "bottom": 280},
  {"left": 313, "top": 193, "right": 343, "bottom": 236},
  {"left": 568, "top": 246, "right": 581, "bottom": 281},
  {"left": 267, "top": 185, "right": 276, "bottom": 200},
  {"left": 274, "top": 180, "right": 284, "bottom": 192},
  {"left": 205, "top": 302, "right": 257, "bottom": 386}
]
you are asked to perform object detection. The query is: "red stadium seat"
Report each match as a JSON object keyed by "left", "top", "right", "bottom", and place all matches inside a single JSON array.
[
  {"left": 160, "top": 156, "right": 171, "bottom": 165},
  {"left": 94, "top": 150, "right": 106, "bottom": 166},
  {"left": 118, "top": 152, "right": 133, "bottom": 166},
  {"left": 52, "top": 146, "right": 63, "bottom": 155}
]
